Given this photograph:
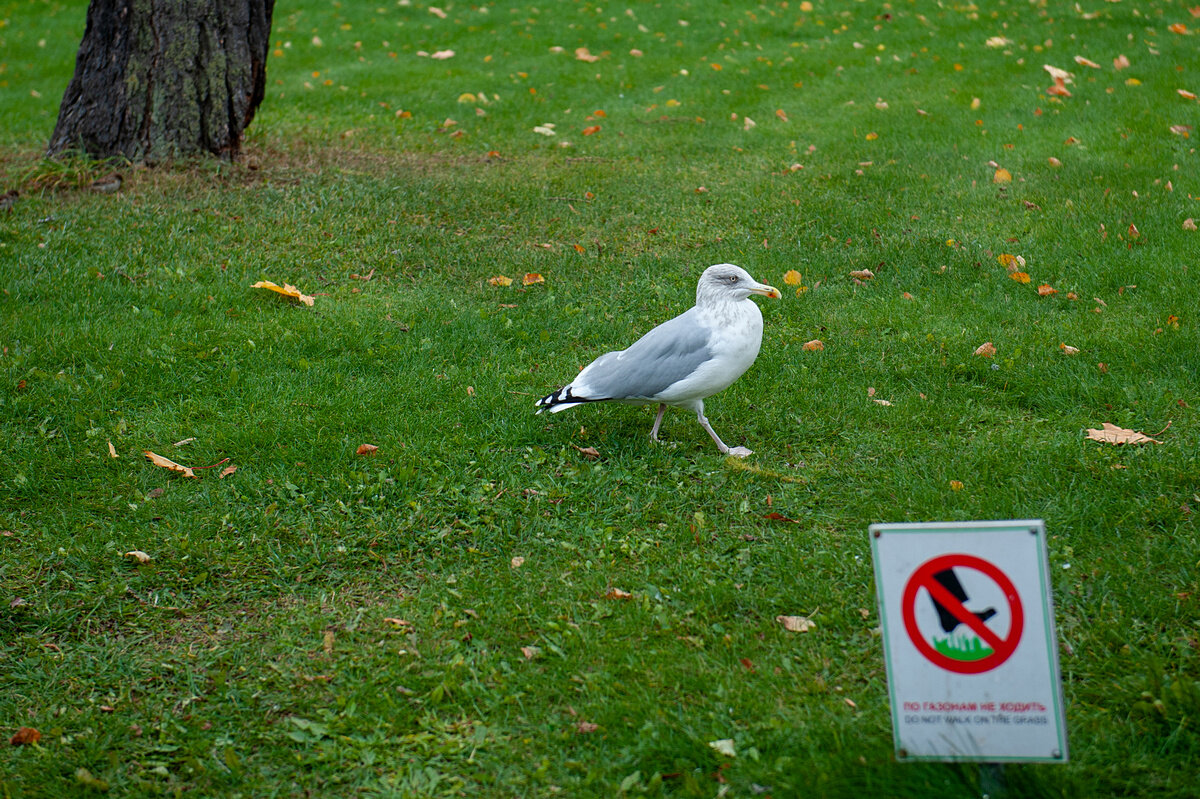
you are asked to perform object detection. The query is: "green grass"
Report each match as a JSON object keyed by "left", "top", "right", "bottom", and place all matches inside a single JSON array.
[{"left": 2, "top": 1, "right": 1198, "bottom": 796}]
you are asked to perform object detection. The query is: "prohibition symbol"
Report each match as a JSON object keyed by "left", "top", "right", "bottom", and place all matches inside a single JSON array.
[{"left": 901, "top": 553, "right": 1024, "bottom": 674}]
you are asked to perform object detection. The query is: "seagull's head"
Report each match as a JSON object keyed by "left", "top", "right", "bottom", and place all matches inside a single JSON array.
[{"left": 697, "top": 264, "right": 781, "bottom": 306}]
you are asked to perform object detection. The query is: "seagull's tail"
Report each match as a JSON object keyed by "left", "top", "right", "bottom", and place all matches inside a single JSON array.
[{"left": 535, "top": 385, "right": 606, "bottom": 414}]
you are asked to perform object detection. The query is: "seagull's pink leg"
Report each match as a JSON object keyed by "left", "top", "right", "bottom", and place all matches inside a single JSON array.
[{"left": 649, "top": 403, "right": 667, "bottom": 442}]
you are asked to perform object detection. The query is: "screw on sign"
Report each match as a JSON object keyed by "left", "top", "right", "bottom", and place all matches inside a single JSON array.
[{"left": 901, "top": 553, "right": 1024, "bottom": 675}]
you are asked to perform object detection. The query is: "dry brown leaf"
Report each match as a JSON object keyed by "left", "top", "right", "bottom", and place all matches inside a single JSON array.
[
  {"left": 251, "top": 280, "right": 315, "bottom": 307},
  {"left": 10, "top": 727, "right": 40, "bottom": 746},
  {"left": 801, "top": 339, "right": 824, "bottom": 352},
  {"left": 573, "top": 445, "right": 600, "bottom": 459},
  {"left": 574, "top": 47, "right": 599, "bottom": 63},
  {"left": 1038, "top": 284, "right": 1058, "bottom": 296},
  {"left": 520, "top": 645, "right": 542, "bottom": 659},
  {"left": 143, "top": 450, "right": 197, "bottom": 479},
  {"left": 575, "top": 720, "right": 599, "bottom": 734},
  {"left": 356, "top": 443, "right": 379, "bottom": 456},
  {"left": 384, "top": 617, "right": 412, "bottom": 628},
  {"left": 510, "top": 556, "right": 525, "bottom": 569},
  {"left": 488, "top": 275, "right": 513, "bottom": 287},
  {"left": 1060, "top": 343, "right": 1080, "bottom": 355},
  {"left": 107, "top": 440, "right": 117, "bottom": 458},
  {"left": 974, "top": 342, "right": 997, "bottom": 358},
  {"left": 1113, "top": 54, "right": 1131, "bottom": 70},
  {"left": 1184, "top": 218, "right": 1197, "bottom": 231},
  {"left": 849, "top": 268, "right": 874, "bottom": 280},
  {"left": 125, "top": 550, "right": 151, "bottom": 564},
  {"left": 218, "top": 464, "right": 237, "bottom": 478},
  {"left": 1085, "top": 422, "right": 1163, "bottom": 445},
  {"left": 776, "top": 614, "right": 816, "bottom": 633},
  {"left": 322, "top": 630, "right": 335, "bottom": 654},
  {"left": 1074, "top": 55, "right": 1101, "bottom": 68},
  {"left": 522, "top": 273, "right": 545, "bottom": 286},
  {"left": 582, "top": 125, "right": 601, "bottom": 136},
  {"left": 605, "top": 587, "right": 633, "bottom": 600}
]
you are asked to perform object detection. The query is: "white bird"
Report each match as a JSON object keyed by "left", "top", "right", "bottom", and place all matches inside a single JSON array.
[{"left": 536, "top": 264, "right": 780, "bottom": 457}]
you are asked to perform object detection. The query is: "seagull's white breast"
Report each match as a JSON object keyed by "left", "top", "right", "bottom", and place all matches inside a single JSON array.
[{"left": 654, "top": 298, "right": 764, "bottom": 404}]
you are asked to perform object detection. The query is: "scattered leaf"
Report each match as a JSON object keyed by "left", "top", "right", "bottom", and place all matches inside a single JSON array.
[
  {"left": 1184, "top": 218, "right": 1197, "bottom": 231},
  {"left": 1169, "top": 124, "right": 1192, "bottom": 137},
  {"left": 708, "top": 739, "right": 737, "bottom": 757},
  {"left": 776, "top": 614, "right": 816, "bottom": 633},
  {"left": 10, "top": 727, "right": 41, "bottom": 746},
  {"left": 107, "top": 440, "right": 117, "bottom": 458},
  {"left": 783, "top": 269, "right": 803, "bottom": 285},
  {"left": 384, "top": 617, "right": 412, "bottom": 628},
  {"left": 1113, "top": 54, "right": 1131, "bottom": 70},
  {"left": 1085, "top": 422, "right": 1163, "bottom": 445},
  {"left": 605, "top": 587, "right": 633, "bottom": 600},
  {"left": 322, "top": 630, "right": 334, "bottom": 654},
  {"left": 1038, "top": 284, "right": 1058, "bottom": 296},
  {"left": 218, "top": 464, "right": 237, "bottom": 479},
  {"left": 776, "top": 108, "right": 789, "bottom": 122},
  {"left": 522, "top": 273, "right": 545, "bottom": 286},
  {"left": 573, "top": 445, "right": 600, "bottom": 459},
  {"left": 125, "top": 550, "right": 151, "bottom": 564},
  {"left": 1168, "top": 23, "right": 1190, "bottom": 34},
  {"left": 974, "top": 342, "right": 997, "bottom": 358},
  {"left": 950, "top": 480, "right": 964, "bottom": 491},
  {"left": 510, "top": 556, "right": 525, "bottom": 569},
  {"left": 801, "top": 339, "right": 824, "bottom": 352},
  {"left": 575, "top": 47, "right": 600, "bottom": 63},
  {"left": 993, "top": 167, "right": 1012, "bottom": 183},
  {"left": 576, "top": 721, "right": 599, "bottom": 734},
  {"left": 172, "top": 437, "right": 195, "bottom": 447},
  {"left": 143, "top": 450, "right": 197, "bottom": 479},
  {"left": 488, "top": 275, "right": 513, "bottom": 287},
  {"left": 1009, "top": 271, "right": 1031, "bottom": 284},
  {"left": 1179, "top": 89, "right": 1198, "bottom": 101},
  {"left": 251, "top": 280, "right": 314, "bottom": 306},
  {"left": 1074, "top": 56, "right": 1101, "bottom": 68},
  {"left": 520, "top": 645, "right": 542, "bottom": 660},
  {"left": 582, "top": 125, "right": 601, "bottom": 136},
  {"left": 849, "top": 268, "right": 874, "bottom": 280},
  {"left": 1060, "top": 343, "right": 1080, "bottom": 355},
  {"left": 429, "top": 49, "right": 455, "bottom": 60},
  {"left": 1048, "top": 156, "right": 1063, "bottom": 167},
  {"left": 356, "top": 443, "right": 379, "bottom": 456}
]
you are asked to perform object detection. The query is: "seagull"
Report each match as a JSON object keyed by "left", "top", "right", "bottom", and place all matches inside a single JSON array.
[{"left": 536, "top": 264, "right": 780, "bottom": 457}]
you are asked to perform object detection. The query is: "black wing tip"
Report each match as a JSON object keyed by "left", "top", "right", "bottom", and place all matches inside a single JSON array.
[{"left": 535, "top": 386, "right": 607, "bottom": 413}]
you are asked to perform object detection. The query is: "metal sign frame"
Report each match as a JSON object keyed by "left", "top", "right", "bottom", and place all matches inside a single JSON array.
[{"left": 870, "top": 520, "right": 1069, "bottom": 763}]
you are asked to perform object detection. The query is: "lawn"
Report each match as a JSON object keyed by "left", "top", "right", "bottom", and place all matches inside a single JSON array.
[{"left": 1, "top": 1, "right": 1198, "bottom": 796}]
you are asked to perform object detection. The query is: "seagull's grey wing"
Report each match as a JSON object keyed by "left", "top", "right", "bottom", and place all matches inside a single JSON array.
[{"left": 577, "top": 308, "right": 713, "bottom": 400}]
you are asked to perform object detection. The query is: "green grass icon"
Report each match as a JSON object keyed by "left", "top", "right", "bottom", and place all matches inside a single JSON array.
[{"left": 933, "top": 632, "right": 995, "bottom": 661}]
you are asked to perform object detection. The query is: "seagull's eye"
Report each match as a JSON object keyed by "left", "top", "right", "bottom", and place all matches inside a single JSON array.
[{"left": 727, "top": 275, "right": 739, "bottom": 283}]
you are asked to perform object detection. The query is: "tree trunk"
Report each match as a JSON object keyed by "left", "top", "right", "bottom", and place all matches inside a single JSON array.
[{"left": 47, "top": 0, "right": 275, "bottom": 163}]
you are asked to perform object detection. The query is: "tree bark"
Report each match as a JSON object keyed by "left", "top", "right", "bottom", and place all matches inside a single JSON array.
[{"left": 47, "top": 0, "right": 275, "bottom": 163}]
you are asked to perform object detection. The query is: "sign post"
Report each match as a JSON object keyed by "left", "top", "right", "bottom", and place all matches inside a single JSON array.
[{"left": 870, "top": 520, "right": 1068, "bottom": 763}]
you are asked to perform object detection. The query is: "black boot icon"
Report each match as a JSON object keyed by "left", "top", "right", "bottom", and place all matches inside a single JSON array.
[{"left": 931, "top": 568, "right": 996, "bottom": 633}]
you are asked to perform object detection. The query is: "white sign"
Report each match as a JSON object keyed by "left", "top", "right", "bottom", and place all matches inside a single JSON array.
[{"left": 870, "top": 520, "right": 1068, "bottom": 762}]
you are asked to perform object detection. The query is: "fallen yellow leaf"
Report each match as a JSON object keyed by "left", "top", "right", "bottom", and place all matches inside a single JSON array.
[
  {"left": 143, "top": 450, "right": 197, "bottom": 479},
  {"left": 783, "top": 269, "right": 802, "bottom": 285},
  {"left": 993, "top": 167, "right": 1012, "bottom": 184},
  {"left": 488, "top": 275, "right": 513, "bottom": 287},
  {"left": 950, "top": 480, "right": 964, "bottom": 491},
  {"left": 776, "top": 615, "right": 816, "bottom": 633},
  {"left": 125, "top": 550, "right": 152, "bottom": 564},
  {"left": 801, "top": 339, "right": 824, "bottom": 352},
  {"left": 252, "top": 280, "right": 314, "bottom": 306},
  {"left": 522, "top": 273, "right": 545, "bottom": 286},
  {"left": 1009, "top": 271, "right": 1031, "bottom": 284},
  {"left": 1038, "top": 284, "right": 1058, "bottom": 296},
  {"left": 1085, "top": 422, "right": 1163, "bottom": 445}
]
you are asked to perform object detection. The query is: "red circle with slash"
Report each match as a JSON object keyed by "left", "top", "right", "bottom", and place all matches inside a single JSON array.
[{"left": 901, "top": 553, "right": 1024, "bottom": 674}]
